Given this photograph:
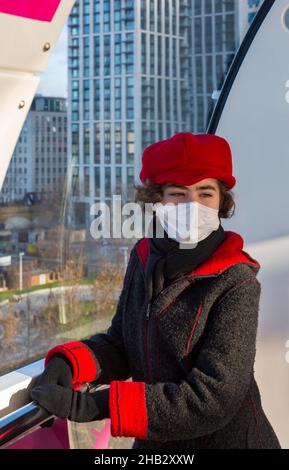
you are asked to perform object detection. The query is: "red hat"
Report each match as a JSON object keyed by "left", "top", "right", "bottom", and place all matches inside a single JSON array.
[{"left": 139, "top": 132, "right": 236, "bottom": 189}]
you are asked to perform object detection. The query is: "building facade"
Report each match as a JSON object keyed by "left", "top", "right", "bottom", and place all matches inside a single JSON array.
[
  {"left": 67, "top": 0, "right": 262, "bottom": 229},
  {"left": 190, "top": 0, "right": 263, "bottom": 132},
  {"left": 0, "top": 95, "right": 67, "bottom": 203}
]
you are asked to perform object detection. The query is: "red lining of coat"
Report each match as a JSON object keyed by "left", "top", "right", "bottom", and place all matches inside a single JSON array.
[{"left": 136, "top": 230, "right": 260, "bottom": 276}]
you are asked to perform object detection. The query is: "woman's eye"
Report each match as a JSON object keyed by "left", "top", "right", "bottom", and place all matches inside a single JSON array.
[{"left": 201, "top": 193, "right": 212, "bottom": 198}]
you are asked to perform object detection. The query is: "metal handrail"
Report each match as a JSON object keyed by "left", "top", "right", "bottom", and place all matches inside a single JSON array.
[
  {"left": 0, "top": 356, "right": 109, "bottom": 449},
  {"left": 0, "top": 401, "right": 53, "bottom": 448},
  {"left": 0, "top": 357, "right": 57, "bottom": 448}
]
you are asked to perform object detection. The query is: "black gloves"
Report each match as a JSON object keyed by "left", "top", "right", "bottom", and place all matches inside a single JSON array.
[
  {"left": 33, "top": 353, "right": 74, "bottom": 389},
  {"left": 30, "top": 353, "right": 74, "bottom": 428},
  {"left": 30, "top": 384, "right": 110, "bottom": 423},
  {"left": 30, "top": 352, "right": 110, "bottom": 423}
]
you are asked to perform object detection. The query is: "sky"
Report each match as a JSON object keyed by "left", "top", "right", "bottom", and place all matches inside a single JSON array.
[{"left": 36, "top": 23, "right": 68, "bottom": 98}]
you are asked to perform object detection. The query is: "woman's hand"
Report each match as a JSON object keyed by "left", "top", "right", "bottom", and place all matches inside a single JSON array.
[
  {"left": 30, "top": 384, "right": 110, "bottom": 423},
  {"left": 33, "top": 353, "right": 74, "bottom": 388}
]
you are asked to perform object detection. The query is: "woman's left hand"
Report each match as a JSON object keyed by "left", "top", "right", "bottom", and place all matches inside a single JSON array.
[{"left": 30, "top": 384, "right": 110, "bottom": 423}]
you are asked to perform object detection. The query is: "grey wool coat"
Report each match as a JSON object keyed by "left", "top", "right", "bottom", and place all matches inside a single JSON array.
[{"left": 46, "top": 230, "right": 281, "bottom": 449}]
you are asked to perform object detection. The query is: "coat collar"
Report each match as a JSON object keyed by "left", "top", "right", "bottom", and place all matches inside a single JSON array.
[{"left": 136, "top": 230, "right": 260, "bottom": 278}]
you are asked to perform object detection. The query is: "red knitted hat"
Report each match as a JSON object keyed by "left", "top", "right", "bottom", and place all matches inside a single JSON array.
[{"left": 139, "top": 132, "right": 236, "bottom": 189}]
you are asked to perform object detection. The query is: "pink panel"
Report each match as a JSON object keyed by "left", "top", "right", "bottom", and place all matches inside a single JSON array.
[
  {"left": 91, "top": 419, "right": 111, "bottom": 449},
  {"left": 0, "top": 0, "right": 61, "bottom": 22},
  {"left": 6, "top": 418, "right": 70, "bottom": 449}
]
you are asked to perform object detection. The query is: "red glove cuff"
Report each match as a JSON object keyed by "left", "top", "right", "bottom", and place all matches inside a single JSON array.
[{"left": 45, "top": 341, "right": 98, "bottom": 388}]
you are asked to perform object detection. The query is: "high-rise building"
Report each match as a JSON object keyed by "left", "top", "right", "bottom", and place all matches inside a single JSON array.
[
  {"left": 239, "top": 0, "right": 264, "bottom": 39},
  {"left": 0, "top": 95, "right": 67, "bottom": 203},
  {"left": 67, "top": 0, "right": 262, "bottom": 230},
  {"left": 190, "top": 0, "right": 263, "bottom": 132},
  {"left": 68, "top": 0, "right": 195, "bottom": 229}
]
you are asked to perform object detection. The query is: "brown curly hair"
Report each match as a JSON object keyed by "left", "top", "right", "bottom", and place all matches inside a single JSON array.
[{"left": 133, "top": 179, "right": 235, "bottom": 219}]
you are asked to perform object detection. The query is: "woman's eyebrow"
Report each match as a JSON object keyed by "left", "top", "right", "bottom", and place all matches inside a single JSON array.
[
  {"left": 195, "top": 185, "right": 216, "bottom": 191},
  {"left": 165, "top": 184, "right": 188, "bottom": 190},
  {"left": 165, "top": 184, "right": 217, "bottom": 191}
]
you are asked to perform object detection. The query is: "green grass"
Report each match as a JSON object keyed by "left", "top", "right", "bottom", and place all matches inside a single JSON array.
[
  {"left": 0, "top": 277, "right": 97, "bottom": 302},
  {"left": 40, "top": 298, "right": 115, "bottom": 333}
]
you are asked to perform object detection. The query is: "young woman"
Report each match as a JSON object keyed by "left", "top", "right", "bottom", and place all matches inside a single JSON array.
[{"left": 30, "top": 132, "right": 281, "bottom": 449}]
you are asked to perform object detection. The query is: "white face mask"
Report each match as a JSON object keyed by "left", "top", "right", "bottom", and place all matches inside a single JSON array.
[{"left": 153, "top": 201, "right": 220, "bottom": 248}]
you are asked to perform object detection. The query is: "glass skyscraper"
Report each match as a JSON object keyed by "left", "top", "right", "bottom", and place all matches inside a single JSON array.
[
  {"left": 67, "top": 0, "right": 194, "bottom": 229},
  {"left": 67, "top": 0, "right": 262, "bottom": 230}
]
